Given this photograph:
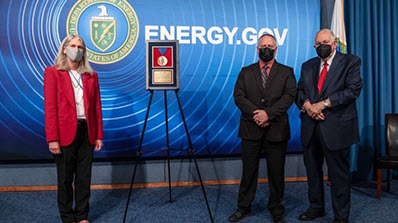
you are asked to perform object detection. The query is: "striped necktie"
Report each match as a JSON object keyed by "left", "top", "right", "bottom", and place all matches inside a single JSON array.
[{"left": 261, "top": 65, "right": 268, "bottom": 88}]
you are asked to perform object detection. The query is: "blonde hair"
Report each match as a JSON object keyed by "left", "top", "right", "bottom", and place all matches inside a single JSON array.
[{"left": 55, "top": 34, "right": 94, "bottom": 75}]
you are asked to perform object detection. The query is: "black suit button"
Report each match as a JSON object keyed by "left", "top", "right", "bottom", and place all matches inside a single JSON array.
[{"left": 261, "top": 99, "right": 265, "bottom": 103}]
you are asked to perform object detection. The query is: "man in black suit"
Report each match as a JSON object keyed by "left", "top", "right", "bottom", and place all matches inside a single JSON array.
[
  {"left": 229, "top": 34, "right": 297, "bottom": 223},
  {"left": 295, "top": 29, "right": 363, "bottom": 223}
]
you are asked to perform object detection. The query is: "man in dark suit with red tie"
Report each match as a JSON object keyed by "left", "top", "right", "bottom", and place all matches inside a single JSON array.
[
  {"left": 295, "top": 29, "right": 363, "bottom": 223},
  {"left": 229, "top": 34, "right": 297, "bottom": 223}
]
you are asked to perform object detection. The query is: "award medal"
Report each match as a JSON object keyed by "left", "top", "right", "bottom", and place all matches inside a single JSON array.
[{"left": 157, "top": 48, "right": 168, "bottom": 67}]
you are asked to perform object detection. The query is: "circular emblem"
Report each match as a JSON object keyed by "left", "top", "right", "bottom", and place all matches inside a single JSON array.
[
  {"left": 66, "top": 0, "right": 139, "bottom": 64},
  {"left": 157, "top": 56, "right": 168, "bottom": 67}
]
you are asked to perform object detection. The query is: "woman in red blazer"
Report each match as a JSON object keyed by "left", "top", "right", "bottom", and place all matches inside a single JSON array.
[{"left": 44, "top": 34, "right": 103, "bottom": 223}]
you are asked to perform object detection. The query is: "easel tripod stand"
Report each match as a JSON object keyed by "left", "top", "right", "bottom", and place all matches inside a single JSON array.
[{"left": 122, "top": 89, "right": 214, "bottom": 223}]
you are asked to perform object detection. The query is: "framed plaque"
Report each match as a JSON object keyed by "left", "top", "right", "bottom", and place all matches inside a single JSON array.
[{"left": 146, "top": 40, "right": 179, "bottom": 90}]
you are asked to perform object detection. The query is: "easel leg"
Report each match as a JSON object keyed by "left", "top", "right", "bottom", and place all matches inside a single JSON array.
[
  {"left": 175, "top": 90, "right": 214, "bottom": 223},
  {"left": 164, "top": 90, "right": 173, "bottom": 203},
  {"left": 123, "top": 90, "right": 154, "bottom": 223},
  {"left": 123, "top": 157, "right": 140, "bottom": 223}
]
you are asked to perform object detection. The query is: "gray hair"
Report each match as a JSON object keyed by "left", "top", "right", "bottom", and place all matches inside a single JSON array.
[
  {"left": 55, "top": 34, "right": 94, "bottom": 75},
  {"left": 315, "top": 29, "right": 336, "bottom": 42}
]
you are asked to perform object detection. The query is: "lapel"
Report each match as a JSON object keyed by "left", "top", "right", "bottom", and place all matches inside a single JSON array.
[
  {"left": 261, "top": 61, "right": 278, "bottom": 96},
  {"left": 312, "top": 59, "right": 321, "bottom": 99},
  {"left": 265, "top": 61, "right": 278, "bottom": 86},
  {"left": 82, "top": 73, "right": 92, "bottom": 109},
  {"left": 319, "top": 52, "right": 343, "bottom": 97},
  {"left": 58, "top": 70, "right": 76, "bottom": 109},
  {"left": 252, "top": 62, "right": 264, "bottom": 94}
]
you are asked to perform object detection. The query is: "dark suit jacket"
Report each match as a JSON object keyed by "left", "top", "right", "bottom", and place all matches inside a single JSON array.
[
  {"left": 234, "top": 61, "right": 297, "bottom": 142},
  {"left": 44, "top": 66, "right": 104, "bottom": 146},
  {"left": 296, "top": 52, "right": 363, "bottom": 151}
]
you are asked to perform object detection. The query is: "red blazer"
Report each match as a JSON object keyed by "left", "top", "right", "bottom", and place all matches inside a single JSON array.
[{"left": 44, "top": 66, "right": 104, "bottom": 146}]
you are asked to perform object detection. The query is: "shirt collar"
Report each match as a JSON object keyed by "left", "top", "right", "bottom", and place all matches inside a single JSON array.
[
  {"left": 321, "top": 49, "right": 336, "bottom": 66},
  {"left": 259, "top": 58, "right": 275, "bottom": 70}
]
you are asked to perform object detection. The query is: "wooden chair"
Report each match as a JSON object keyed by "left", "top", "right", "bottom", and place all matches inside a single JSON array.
[{"left": 375, "top": 114, "right": 398, "bottom": 199}]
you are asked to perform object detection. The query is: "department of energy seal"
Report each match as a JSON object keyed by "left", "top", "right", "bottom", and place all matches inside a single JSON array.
[{"left": 66, "top": 0, "right": 139, "bottom": 64}]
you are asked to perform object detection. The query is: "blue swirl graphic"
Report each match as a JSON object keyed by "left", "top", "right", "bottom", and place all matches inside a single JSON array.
[{"left": 0, "top": 0, "right": 319, "bottom": 160}]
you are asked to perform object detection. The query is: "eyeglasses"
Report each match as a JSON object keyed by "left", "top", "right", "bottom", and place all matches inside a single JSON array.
[{"left": 314, "top": 40, "right": 333, "bottom": 48}]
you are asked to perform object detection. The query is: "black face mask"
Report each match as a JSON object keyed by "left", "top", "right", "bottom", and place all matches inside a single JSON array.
[
  {"left": 258, "top": 47, "right": 275, "bottom": 62},
  {"left": 316, "top": 44, "right": 332, "bottom": 59}
]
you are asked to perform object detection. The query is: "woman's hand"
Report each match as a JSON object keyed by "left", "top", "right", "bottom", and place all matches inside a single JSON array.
[
  {"left": 49, "top": 141, "right": 61, "bottom": 155},
  {"left": 95, "top": 139, "right": 103, "bottom": 151}
]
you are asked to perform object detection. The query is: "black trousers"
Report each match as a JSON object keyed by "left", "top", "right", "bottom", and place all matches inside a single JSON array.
[
  {"left": 54, "top": 121, "right": 94, "bottom": 223},
  {"left": 237, "top": 138, "right": 287, "bottom": 216},
  {"left": 303, "top": 124, "right": 351, "bottom": 220}
]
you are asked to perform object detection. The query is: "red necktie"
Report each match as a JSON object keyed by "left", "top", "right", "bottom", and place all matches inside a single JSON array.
[{"left": 317, "top": 62, "right": 328, "bottom": 94}]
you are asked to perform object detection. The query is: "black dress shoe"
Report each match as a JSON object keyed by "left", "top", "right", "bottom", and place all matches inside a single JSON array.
[
  {"left": 333, "top": 218, "right": 349, "bottom": 223},
  {"left": 298, "top": 209, "right": 325, "bottom": 221},
  {"left": 272, "top": 214, "right": 285, "bottom": 223},
  {"left": 229, "top": 209, "right": 251, "bottom": 222}
]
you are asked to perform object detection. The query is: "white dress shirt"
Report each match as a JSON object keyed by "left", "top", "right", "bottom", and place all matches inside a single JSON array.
[
  {"left": 69, "top": 70, "right": 86, "bottom": 119},
  {"left": 319, "top": 49, "right": 337, "bottom": 75}
]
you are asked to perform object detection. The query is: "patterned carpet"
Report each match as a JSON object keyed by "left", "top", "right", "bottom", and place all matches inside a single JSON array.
[{"left": 1, "top": 180, "right": 397, "bottom": 223}]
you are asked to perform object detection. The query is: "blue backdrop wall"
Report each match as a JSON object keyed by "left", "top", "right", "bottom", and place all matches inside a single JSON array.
[{"left": 0, "top": 0, "right": 319, "bottom": 161}]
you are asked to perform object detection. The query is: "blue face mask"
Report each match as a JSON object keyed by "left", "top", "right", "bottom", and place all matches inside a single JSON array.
[{"left": 65, "top": 47, "right": 83, "bottom": 62}]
